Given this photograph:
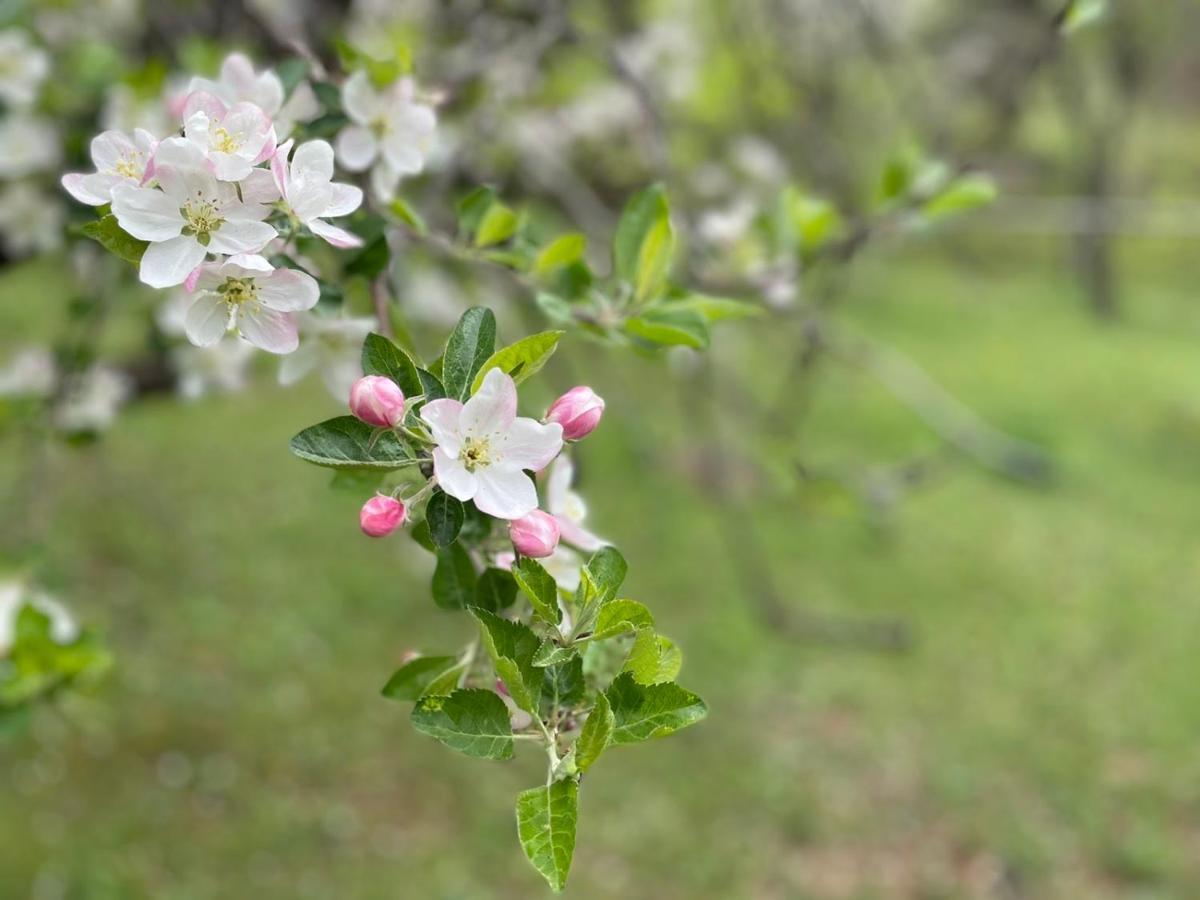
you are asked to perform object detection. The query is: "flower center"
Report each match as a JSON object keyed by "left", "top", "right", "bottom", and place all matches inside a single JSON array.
[
  {"left": 211, "top": 126, "right": 239, "bottom": 154},
  {"left": 112, "top": 154, "right": 143, "bottom": 180},
  {"left": 459, "top": 436, "right": 492, "bottom": 472},
  {"left": 217, "top": 277, "right": 258, "bottom": 307},
  {"left": 370, "top": 116, "right": 392, "bottom": 138},
  {"left": 180, "top": 195, "right": 224, "bottom": 245}
]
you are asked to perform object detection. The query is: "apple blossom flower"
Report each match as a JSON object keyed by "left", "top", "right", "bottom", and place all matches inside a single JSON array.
[
  {"left": 182, "top": 92, "right": 277, "bottom": 182},
  {"left": 0, "top": 581, "right": 77, "bottom": 658},
  {"left": 509, "top": 510, "right": 560, "bottom": 558},
  {"left": 543, "top": 455, "right": 608, "bottom": 552},
  {"left": 545, "top": 386, "right": 605, "bottom": 441},
  {"left": 420, "top": 368, "right": 563, "bottom": 520},
  {"left": 0, "top": 29, "right": 49, "bottom": 107},
  {"left": 111, "top": 140, "right": 277, "bottom": 288},
  {"left": 183, "top": 254, "right": 318, "bottom": 354},
  {"left": 156, "top": 292, "right": 257, "bottom": 399},
  {"left": 0, "top": 114, "right": 59, "bottom": 178},
  {"left": 278, "top": 313, "right": 376, "bottom": 401},
  {"left": 53, "top": 364, "right": 132, "bottom": 434},
  {"left": 0, "top": 182, "right": 63, "bottom": 256},
  {"left": 349, "top": 375, "right": 405, "bottom": 427},
  {"left": 62, "top": 128, "right": 157, "bottom": 206},
  {"left": 272, "top": 139, "right": 364, "bottom": 248},
  {"left": 186, "top": 52, "right": 318, "bottom": 139},
  {"left": 360, "top": 494, "right": 406, "bottom": 537},
  {"left": 0, "top": 346, "right": 56, "bottom": 398},
  {"left": 335, "top": 71, "right": 436, "bottom": 200}
]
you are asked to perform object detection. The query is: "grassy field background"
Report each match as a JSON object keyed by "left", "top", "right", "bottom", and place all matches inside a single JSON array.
[{"left": 3, "top": 235, "right": 1200, "bottom": 898}]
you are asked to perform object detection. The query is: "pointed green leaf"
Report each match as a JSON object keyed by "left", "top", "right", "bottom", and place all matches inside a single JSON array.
[
  {"left": 534, "top": 233, "right": 587, "bottom": 273},
  {"left": 625, "top": 309, "right": 710, "bottom": 349},
  {"left": 457, "top": 186, "right": 496, "bottom": 237},
  {"left": 416, "top": 367, "right": 446, "bottom": 401},
  {"left": 922, "top": 173, "right": 998, "bottom": 220},
  {"left": 472, "top": 609, "right": 541, "bottom": 714},
  {"left": 470, "top": 331, "right": 564, "bottom": 394},
  {"left": 79, "top": 215, "right": 147, "bottom": 265},
  {"left": 575, "top": 692, "right": 613, "bottom": 773},
  {"left": 591, "top": 599, "right": 654, "bottom": 641},
  {"left": 475, "top": 202, "right": 519, "bottom": 247},
  {"left": 443, "top": 306, "right": 497, "bottom": 400},
  {"left": 512, "top": 557, "right": 562, "bottom": 625},
  {"left": 579, "top": 547, "right": 627, "bottom": 608},
  {"left": 432, "top": 544, "right": 476, "bottom": 609},
  {"left": 361, "top": 332, "right": 422, "bottom": 396},
  {"left": 516, "top": 778, "right": 578, "bottom": 892},
  {"left": 532, "top": 639, "right": 577, "bottom": 668},
  {"left": 541, "top": 656, "right": 584, "bottom": 711},
  {"left": 613, "top": 184, "right": 673, "bottom": 303},
  {"left": 389, "top": 196, "right": 427, "bottom": 235},
  {"left": 605, "top": 673, "right": 707, "bottom": 745},
  {"left": 425, "top": 491, "right": 464, "bottom": 548},
  {"left": 665, "top": 294, "right": 762, "bottom": 323},
  {"left": 474, "top": 567, "right": 518, "bottom": 612},
  {"left": 411, "top": 688, "right": 514, "bottom": 759},
  {"left": 622, "top": 628, "right": 682, "bottom": 685},
  {"left": 289, "top": 416, "right": 415, "bottom": 470},
  {"left": 381, "top": 655, "right": 460, "bottom": 701}
]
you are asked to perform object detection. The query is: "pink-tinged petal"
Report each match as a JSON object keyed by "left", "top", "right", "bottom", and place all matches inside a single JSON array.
[
  {"left": 291, "top": 183, "right": 334, "bottom": 223},
  {"left": 239, "top": 167, "right": 281, "bottom": 205},
  {"left": 556, "top": 516, "right": 607, "bottom": 552},
  {"left": 182, "top": 90, "right": 227, "bottom": 121},
  {"left": 291, "top": 140, "right": 335, "bottom": 184},
  {"left": 341, "top": 70, "right": 381, "bottom": 124},
  {"left": 62, "top": 172, "right": 115, "bottom": 206},
  {"left": 432, "top": 446, "right": 477, "bottom": 501},
  {"left": 270, "top": 138, "right": 293, "bottom": 198},
  {"left": 544, "top": 456, "right": 574, "bottom": 513},
  {"left": 90, "top": 130, "right": 136, "bottom": 170},
  {"left": 110, "top": 184, "right": 183, "bottom": 241},
  {"left": 460, "top": 368, "right": 517, "bottom": 438},
  {"left": 256, "top": 268, "right": 319, "bottom": 312},
  {"left": 325, "top": 182, "right": 363, "bottom": 217},
  {"left": 184, "top": 293, "right": 230, "bottom": 346},
  {"left": 420, "top": 399, "right": 464, "bottom": 452},
  {"left": 209, "top": 152, "right": 255, "bottom": 182},
  {"left": 335, "top": 126, "right": 377, "bottom": 172},
  {"left": 238, "top": 306, "right": 298, "bottom": 354},
  {"left": 208, "top": 219, "right": 276, "bottom": 255},
  {"left": 183, "top": 266, "right": 202, "bottom": 293},
  {"left": 497, "top": 417, "right": 563, "bottom": 472},
  {"left": 307, "top": 217, "right": 363, "bottom": 249},
  {"left": 473, "top": 467, "right": 538, "bottom": 520},
  {"left": 140, "top": 235, "right": 207, "bottom": 288}
]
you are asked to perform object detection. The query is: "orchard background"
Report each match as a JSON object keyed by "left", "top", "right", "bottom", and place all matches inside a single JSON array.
[{"left": 4, "top": 0, "right": 1200, "bottom": 897}]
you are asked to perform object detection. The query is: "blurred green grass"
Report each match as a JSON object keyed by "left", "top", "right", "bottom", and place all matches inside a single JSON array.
[{"left": 3, "top": 241, "right": 1200, "bottom": 898}]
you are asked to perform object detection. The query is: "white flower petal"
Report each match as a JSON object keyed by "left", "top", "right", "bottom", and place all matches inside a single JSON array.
[
  {"left": 545, "top": 455, "right": 574, "bottom": 514},
  {"left": 238, "top": 306, "right": 298, "bottom": 354},
  {"left": 498, "top": 417, "right": 563, "bottom": 472},
  {"left": 208, "top": 219, "right": 276, "bottom": 255},
  {"left": 432, "top": 446, "right": 477, "bottom": 501},
  {"left": 140, "top": 235, "right": 207, "bottom": 288},
  {"left": 307, "top": 218, "right": 363, "bottom": 249},
  {"left": 209, "top": 152, "right": 255, "bottom": 182},
  {"left": 335, "top": 126, "right": 377, "bottom": 172},
  {"left": 460, "top": 368, "right": 517, "bottom": 438},
  {"left": 556, "top": 516, "right": 606, "bottom": 552},
  {"left": 291, "top": 139, "right": 334, "bottom": 184},
  {"left": 184, "top": 293, "right": 230, "bottom": 346},
  {"left": 324, "top": 182, "right": 363, "bottom": 218},
  {"left": 110, "top": 184, "right": 182, "bottom": 241},
  {"left": 421, "top": 399, "right": 465, "bottom": 451},
  {"left": 256, "top": 268, "right": 320, "bottom": 312},
  {"left": 90, "top": 130, "right": 136, "bottom": 170},
  {"left": 278, "top": 340, "right": 319, "bottom": 385},
  {"left": 341, "top": 70, "right": 381, "bottom": 124},
  {"left": 472, "top": 467, "right": 538, "bottom": 520},
  {"left": 62, "top": 172, "right": 117, "bottom": 206}
]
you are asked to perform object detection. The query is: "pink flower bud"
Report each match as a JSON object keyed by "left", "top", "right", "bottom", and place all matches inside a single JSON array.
[
  {"left": 349, "top": 376, "right": 406, "bottom": 427},
  {"left": 508, "top": 509, "right": 560, "bottom": 558},
  {"left": 545, "top": 386, "right": 605, "bottom": 440},
  {"left": 360, "top": 495, "right": 406, "bottom": 537}
]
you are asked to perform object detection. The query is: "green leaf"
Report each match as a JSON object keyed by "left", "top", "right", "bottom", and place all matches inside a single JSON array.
[
  {"left": 411, "top": 689, "right": 514, "bottom": 759},
  {"left": 361, "top": 332, "right": 422, "bottom": 396},
  {"left": 80, "top": 216, "right": 147, "bottom": 265},
  {"left": 1062, "top": 0, "right": 1106, "bottom": 33},
  {"left": 534, "top": 233, "right": 587, "bottom": 273},
  {"left": 470, "top": 331, "right": 564, "bottom": 394},
  {"left": 579, "top": 547, "right": 627, "bottom": 608},
  {"left": 665, "top": 294, "right": 761, "bottom": 323},
  {"left": 541, "top": 656, "right": 584, "bottom": 711},
  {"left": 532, "top": 639, "right": 578, "bottom": 668},
  {"left": 381, "top": 655, "right": 460, "bottom": 701},
  {"left": 515, "top": 778, "right": 579, "bottom": 893},
  {"left": 472, "top": 608, "right": 541, "bottom": 715},
  {"left": 605, "top": 673, "right": 707, "bottom": 745},
  {"left": 432, "top": 544, "right": 476, "bottom": 610},
  {"left": 591, "top": 599, "right": 654, "bottom": 641},
  {"left": 574, "top": 692, "right": 613, "bottom": 773},
  {"left": 425, "top": 491, "right": 464, "bottom": 548},
  {"left": 416, "top": 367, "right": 446, "bottom": 401},
  {"left": 474, "top": 567, "right": 518, "bottom": 612},
  {"left": 442, "top": 307, "right": 497, "bottom": 400},
  {"left": 922, "top": 173, "right": 998, "bottom": 220},
  {"left": 622, "top": 628, "right": 682, "bottom": 685},
  {"left": 289, "top": 416, "right": 415, "bottom": 470},
  {"left": 457, "top": 186, "right": 496, "bottom": 237},
  {"left": 613, "top": 184, "right": 674, "bottom": 303},
  {"left": 474, "top": 203, "right": 519, "bottom": 248},
  {"left": 625, "top": 309, "right": 710, "bottom": 349},
  {"left": 512, "top": 557, "right": 562, "bottom": 626},
  {"left": 389, "top": 196, "right": 427, "bottom": 235}
]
